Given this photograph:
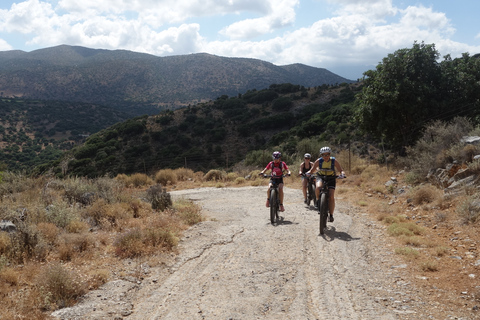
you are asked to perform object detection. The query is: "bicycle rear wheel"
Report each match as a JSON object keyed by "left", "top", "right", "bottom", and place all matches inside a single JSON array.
[
  {"left": 319, "top": 193, "right": 328, "bottom": 234},
  {"left": 270, "top": 191, "right": 277, "bottom": 225}
]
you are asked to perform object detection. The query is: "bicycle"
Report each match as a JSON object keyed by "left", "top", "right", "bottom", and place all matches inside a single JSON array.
[
  {"left": 262, "top": 174, "right": 287, "bottom": 225},
  {"left": 316, "top": 170, "right": 345, "bottom": 235},
  {"left": 300, "top": 173, "right": 316, "bottom": 206}
]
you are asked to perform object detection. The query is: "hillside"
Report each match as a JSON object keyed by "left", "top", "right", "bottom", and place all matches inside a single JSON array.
[
  {"left": 0, "top": 98, "right": 131, "bottom": 171},
  {"left": 40, "top": 83, "right": 362, "bottom": 177},
  {"left": 0, "top": 45, "right": 354, "bottom": 115}
]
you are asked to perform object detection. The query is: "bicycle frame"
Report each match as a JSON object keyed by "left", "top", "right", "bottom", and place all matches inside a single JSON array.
[{"left": 301, "top": 173, "right": 317, "bottom": 206}]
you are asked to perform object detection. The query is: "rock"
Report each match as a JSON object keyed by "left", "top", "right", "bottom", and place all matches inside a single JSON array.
[{"left": 0, "top": 220, "right": 16, "bottom": 232}]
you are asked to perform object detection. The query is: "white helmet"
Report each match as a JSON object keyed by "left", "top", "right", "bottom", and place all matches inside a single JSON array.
[
  {"left": 304, "top": 153, "right": 311, "bottom": 159},
  {"left": 319, "top": 146, "right": 331, "bottom": 155}
]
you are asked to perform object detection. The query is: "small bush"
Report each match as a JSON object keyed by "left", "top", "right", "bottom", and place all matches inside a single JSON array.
[
  {"left": 204, "top": 169, "right": 224, "bottom": 181},
  {"left": 37, "top": 222, "right": 60, "bottom": 245},
  {"left": 420, "top": 260, "right": 439, "bottom": 272},
  {"left": 0, "top": 232, "right": 12, "bottom": 255},
  {"left": 129, "top": 173, "right": 153, "bottom": 188},
  {"left": 0, "top": 267, "right": 19, "bottom": 286},
  {"left": 88, "top": 269, "right": 109, "bottom": 289},
  {"left": 66, "top": 220, "right": 89, "bottom": 233},
  {"left": 226, "top": 172, "right": 238, "bottom": 181},
  {"left": 434, "top": 246, "right": 450, "bottom": 257},
  {"left": 36, "top": 263, "right": 87, "bottom": 310},
  {"left": 155, "top": 169, "right": 177, "bottom": 185},
  {"left": 394, "top": 247, "right": 419, "bottom": 259},
  {"left": 410, "top": 184, "right": 442, "bottom": 205},
  {"left": 114, "top": 228, "right": 144, "bottom": 258},
  {"left": 146, "top": 184, "right": 172, "bottom": 211},
  {"left": 388, "top": 222, "right": 424, "bottom": 237},
  {"left": 174, "top": 168, "right": 195, "bottom": 181},
  {"left": 457, "top": 197, "right": 480, "bottom": 224},
  {"left": 235, "top": 177, "right": 246, "bottom": 184},
  {"left": 174, "top": 199, "right": 203, "bottom": 226},
  {"left": 45, "top": 202, "right": 78, "bottom": 229}
]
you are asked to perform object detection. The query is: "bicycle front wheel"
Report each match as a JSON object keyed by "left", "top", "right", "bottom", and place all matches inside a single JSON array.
[
  {"left": 319, "top": 193, "right": 328, "bottom": 234},
  {"left": 308, "top": 182, "right": 315, "bottom": 206},
  {"left": 270, "top": 191, "right": 277, "bottom": 225}
]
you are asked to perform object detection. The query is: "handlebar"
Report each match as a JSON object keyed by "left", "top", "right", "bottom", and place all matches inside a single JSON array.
[{"left": 260, "top": 173, "right": 290, "bottom": 178}]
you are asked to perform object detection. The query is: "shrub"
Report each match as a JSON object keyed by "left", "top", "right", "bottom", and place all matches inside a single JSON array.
[
  {"left": 410, "top": 184, "right": 442, "bottom": 205},
  {"left": 114, "top": 228, "right": 144, "bottom": 258},
  {"left": 457, "top": 196, "right": 480, "bottom": 224},
  {"left": 36, "top": 263, "right": 87, "bottom": 309},
  {"left": 0, "top": 232, "right": 12, "bottom": 255},
  {"left": 394, "top": 247, "right": 419, "bottom": 259},
  {"left": 387, "top": 222, "right": 424, "bottom": 237},
  {"left": 37, "top": 222, "right": 60, "bottom": 245},
  {"left": 45, "top": 201, "right": 78, "bottom": 228},
  {"left": 174, "top": 168, "right": 195, "bottom": 181},
  {"left": 420, "top": 260, "right": 439, "bottom": 272},
  {"left": 204, "top": 169, "right": 224, "bottom": 181},
  {"left": 235, "top": 177, "right": 246, "bottom": 184},
  {"left": 146, "top": 184, "right": 172, "bottom": 211},
  {"left": 155, "top": 169, "right": 177, "bottom": 185},
  {"left": 129, "top": 173, "right": 153, "bottom": 188},
  {"left": 173, "top": 199, "right": 203, "bottom": 226}
]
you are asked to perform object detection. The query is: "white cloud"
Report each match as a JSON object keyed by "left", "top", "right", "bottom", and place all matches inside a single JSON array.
[
  {"left": 0, "top": 38, "right": 12, "bottom": 50},
  {"left": 1, "top": 0, "right": 480, "bottom": 79},
  {"left": 220, "top": 0, "right": 298, "bottom": 39}
]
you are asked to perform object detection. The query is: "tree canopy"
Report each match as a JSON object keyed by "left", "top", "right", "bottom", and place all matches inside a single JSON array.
[{"left": 355, "top": 42, "right": 480, "bottom": 150}]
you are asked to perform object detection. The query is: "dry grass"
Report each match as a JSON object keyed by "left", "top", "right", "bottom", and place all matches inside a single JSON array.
[{"left": 0, "top": 172, "right": 203, "bottom": 318}]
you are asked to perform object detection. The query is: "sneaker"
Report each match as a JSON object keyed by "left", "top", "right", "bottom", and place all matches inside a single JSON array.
[
  {"left": 328, "top": 214, "right": 334, "bottom": 222},
  {"left": 266, "top": 199, "right": 270, "bottom": 208},
  {"left": 280, "top": 204, "right": 285, "bottom": 212},
  {"left": 304, "top": 198, "right": 307, "bottom": 204}
]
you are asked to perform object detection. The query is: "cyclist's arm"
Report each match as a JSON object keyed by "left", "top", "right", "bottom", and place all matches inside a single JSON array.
[
  {"left": 307, "top": 159, "right": 318, "bottom": 175},
  {"left": 334, "top": 160, "right": 345, "bottom": 176},
  {"left": 299, "top": 162, "right": 304, "bottom": 175}
]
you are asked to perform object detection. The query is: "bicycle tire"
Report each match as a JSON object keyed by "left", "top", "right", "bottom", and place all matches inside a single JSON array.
[
  {"left": 309, "top": 180, "right": 316, "bottom": 205},
  {"left": 270, "top": 190, "right": 277, "bottom": 225},
  {"left": 319, "top": 193, "right": 328, "bottom": 234},
  {"left": 307, "top": 182, "right": 313, "bottom": 206}
]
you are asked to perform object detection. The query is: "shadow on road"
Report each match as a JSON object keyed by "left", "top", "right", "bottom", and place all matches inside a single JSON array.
[
  {"left": 319, "top": 226, "right": 360, "bottom": 242},
  {"left": 267, "top": 216, "right": 298, "bottom": 226}
]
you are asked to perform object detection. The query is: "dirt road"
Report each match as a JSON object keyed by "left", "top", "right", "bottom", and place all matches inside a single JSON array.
[{"left": 52, "top": 186, "right": 470, "bottom": 319}]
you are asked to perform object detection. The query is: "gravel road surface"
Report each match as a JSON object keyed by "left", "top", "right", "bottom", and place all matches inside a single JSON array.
[{"left": 52, "top": 186, "right": 455, "bottom": 319}]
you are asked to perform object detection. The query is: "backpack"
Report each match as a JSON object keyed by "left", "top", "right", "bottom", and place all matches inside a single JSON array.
[
  {"left": 268, "top": 161, "right": 283, "bottom": 170},
  {"left": 318, "top": 157, "right": 335, "bottom": 171}
]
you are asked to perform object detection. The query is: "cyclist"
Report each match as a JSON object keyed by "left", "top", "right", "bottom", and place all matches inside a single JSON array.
[
  {"left": 298, "top": 153, "right": 314, "bottom": 204},
  {"left": 259, "top": 151, "right": 291, "bottom": 212},
  {"left": 306, "top": 147, "right": 345, "bottom": 222}
]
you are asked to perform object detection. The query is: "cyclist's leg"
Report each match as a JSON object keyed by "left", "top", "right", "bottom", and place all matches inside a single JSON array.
[
  {"left": 315, "top": 178, "right": 323, "bottom": 199},
  {"left": 328, "top": 188, "right": 335, "bottom": 216},
  {"left": 279, "top": 183, "right": 285, "bottom": 211},
  {"left": 302, "top": 177, "right": 308, "bottom": 201},
  {"left": 266, "top": 183, "right": 272, "bottom": 207}
]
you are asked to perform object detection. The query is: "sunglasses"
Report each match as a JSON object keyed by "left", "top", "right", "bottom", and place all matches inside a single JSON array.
[{"left": 321, "top": 154, "right": 330, "bottom": 157}]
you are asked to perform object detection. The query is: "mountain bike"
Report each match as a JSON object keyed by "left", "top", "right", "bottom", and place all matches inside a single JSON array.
[
  {"left": 301, "top": 173, "right": 316, "bottom": 206},
  {"left": 263, "top": 174, "right": 287, "bottom": 225},
  {"left": 316, "top": 170, "right": 345, "bottom": 235}
]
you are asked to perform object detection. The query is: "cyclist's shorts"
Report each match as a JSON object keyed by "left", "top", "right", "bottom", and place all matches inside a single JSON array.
[
  {"left": 270, "top": 178, "right": 284, "bottom": 186},
  {"left": 317, "top": 175, "right": 336, "bottom": 189}
]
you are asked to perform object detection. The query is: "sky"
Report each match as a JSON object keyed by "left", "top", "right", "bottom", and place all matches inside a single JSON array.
[{"left": 0, "top": 0, "right": 480, "bottom": 80}]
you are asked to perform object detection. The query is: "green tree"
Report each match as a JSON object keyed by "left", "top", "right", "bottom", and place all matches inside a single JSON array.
[{"left": 355, "top": 42, "right": 443, "bottom": 148}]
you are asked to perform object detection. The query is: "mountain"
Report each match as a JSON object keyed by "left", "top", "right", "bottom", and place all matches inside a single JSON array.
[
  {"left": 0, "top": 45, "right": 354, "bottom": 115},
  {"left": 38, "top": 83, "right": 362, "bottom": 178},
  {"left": 0, "top": 98, "right": 131, "bottom": 171}
]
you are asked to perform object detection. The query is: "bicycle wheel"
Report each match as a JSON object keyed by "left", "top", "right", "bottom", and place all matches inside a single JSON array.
[
  {"left": 270, "top": 190, "right": 277, "bottom": 224},
  {"left": 319, "top": 193, "right": 328, "bottom": 234},
  {"left": 308, "top": 181, "right": 316, "bottom": 206}
]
